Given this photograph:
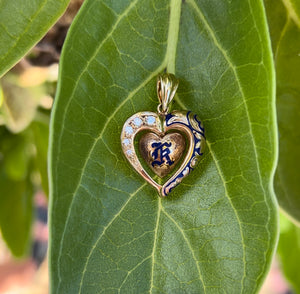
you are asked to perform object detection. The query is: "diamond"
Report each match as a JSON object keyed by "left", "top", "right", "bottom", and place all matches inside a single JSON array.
[
  {"left": 133, "top": 117, "right": 142, "bottom": 127},
  {"left": 123, "top": 138, "right": 130, "bottom": 146},
  {"left": 147, "top": 116, "right": 156, "bottom": 125},
  {"left": 126, "top": 149, "right": 133, "bottom": 156},
  {"left": 125, "top": 126, "right": 133, "bottom": 135}
]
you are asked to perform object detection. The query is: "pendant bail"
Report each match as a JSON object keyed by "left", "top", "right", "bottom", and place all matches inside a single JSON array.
[{"left": 157, "top": 73, "right": 179, "bottom": 115}]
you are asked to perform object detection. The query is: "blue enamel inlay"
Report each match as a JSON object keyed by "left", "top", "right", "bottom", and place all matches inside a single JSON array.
[
  {"left": 151, "top": 142, "right": 174, "bottom": 167},
  {"left": 163, "top": 111, "right": 205, "bottom": 195}
]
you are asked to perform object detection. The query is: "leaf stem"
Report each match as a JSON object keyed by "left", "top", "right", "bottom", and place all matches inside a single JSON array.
[
  {"left": 166, "top": 0, "right": 182, "bottom": 74},
  {"left": 281, "top": 0, "right": 300, "bottom": 28}
]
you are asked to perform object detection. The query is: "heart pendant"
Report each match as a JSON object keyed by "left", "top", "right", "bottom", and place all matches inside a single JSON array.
[{"left": 121, "top": 74, "right": 205, "bottom": 197}]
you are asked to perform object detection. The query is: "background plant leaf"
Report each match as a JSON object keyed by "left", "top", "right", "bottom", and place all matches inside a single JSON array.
[
  {"left": 0, "top": 0, "right": 70, "bottom": 78},
  {"left": 0, "top": 128, "right": 34, "bottom": 257},
  {"left": 49, "top": 0, "right": 278, "bottom": 293},
  {"left": 0, "top": 119, "right": 50, "bottom": 256},
  {"left": 277, "top": 213, "right": 300, "bottom": 293},
  {"left": 0, "top": 86, "right": 3, "bottom": 107},
  {"left": 32, "top": 120, "right": 49, "bottom": 196},
  {"left": 264, "top": 0, "right": 300, "bottom": 223}
]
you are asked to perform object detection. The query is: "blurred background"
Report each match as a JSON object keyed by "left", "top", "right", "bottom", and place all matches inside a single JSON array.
[
  {"left": 0, "top": 0, "right": 296, "bottom": 293},
  {"left": 0, "top": 1, "right": 82, "bottom": 293}
]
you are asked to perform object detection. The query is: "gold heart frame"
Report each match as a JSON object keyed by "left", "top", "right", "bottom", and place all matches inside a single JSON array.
[{"left": 121, "top": 110, "right": 205, "bottom": 197}]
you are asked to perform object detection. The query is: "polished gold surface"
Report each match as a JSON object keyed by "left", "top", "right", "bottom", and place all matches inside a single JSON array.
[
  {"left": 157, "top": 73, "right": 179, "bottom": 115},
  {"left": 139, "top": 132, "right": 186, "bottom": 178}
]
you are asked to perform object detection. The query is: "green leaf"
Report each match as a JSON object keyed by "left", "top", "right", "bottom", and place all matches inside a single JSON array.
[
  {"left": 31, "top": 120, "right": 49, "bottom": 196},
  {"left": 49, "top": 0, "right": 278, "bottom": 293},
  {"left": 0, "top": 86, "right": 3, "bottom": 107},
  {"left": 264, "top": 0, "right": 300, "bottom": 223},
  {"left": 3, "top": 135, "right": 28, "bottom": 181},
  {"left": 0, "top": 0, "right": 70, "bottom": 78},
  {"left": 0, "top": 128, "right": 33, "bottom": 257},
  {"left": 277, "top": 213, "right": 300, "bottom": 293}
]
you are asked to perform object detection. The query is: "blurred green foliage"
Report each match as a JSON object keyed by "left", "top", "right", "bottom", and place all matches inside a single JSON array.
[
  {"left": 0, "top": 70, "right": 52, "bottom": 257},
  {"left": 265, "top": 0, "right": 300, "bottom": 223},
  {"left": 0, "top": 0, "right": 68, "bottom": 258},
  {"left": 278, "top": 214, "right": 300, "bottom": 293}
]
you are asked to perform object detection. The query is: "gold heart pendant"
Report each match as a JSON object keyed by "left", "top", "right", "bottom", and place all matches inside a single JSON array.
[{"left": 121, "top": 74, "right": 205, "bottom": 197}]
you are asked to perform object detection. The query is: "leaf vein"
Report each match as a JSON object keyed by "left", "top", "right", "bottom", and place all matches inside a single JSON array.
[
  {"left": 78, "top": 182, "right": 147, "bottom": 293},
  {"left": 149, "top": 198, "right": 161, "bottom": 293},
  {"left": 161, "top": 206, "right": 206, "bottom": 293}
]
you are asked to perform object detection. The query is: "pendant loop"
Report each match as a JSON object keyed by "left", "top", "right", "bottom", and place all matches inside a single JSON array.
[{"left": 157, "top": 73, "right": 179, "bottom": 115}]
